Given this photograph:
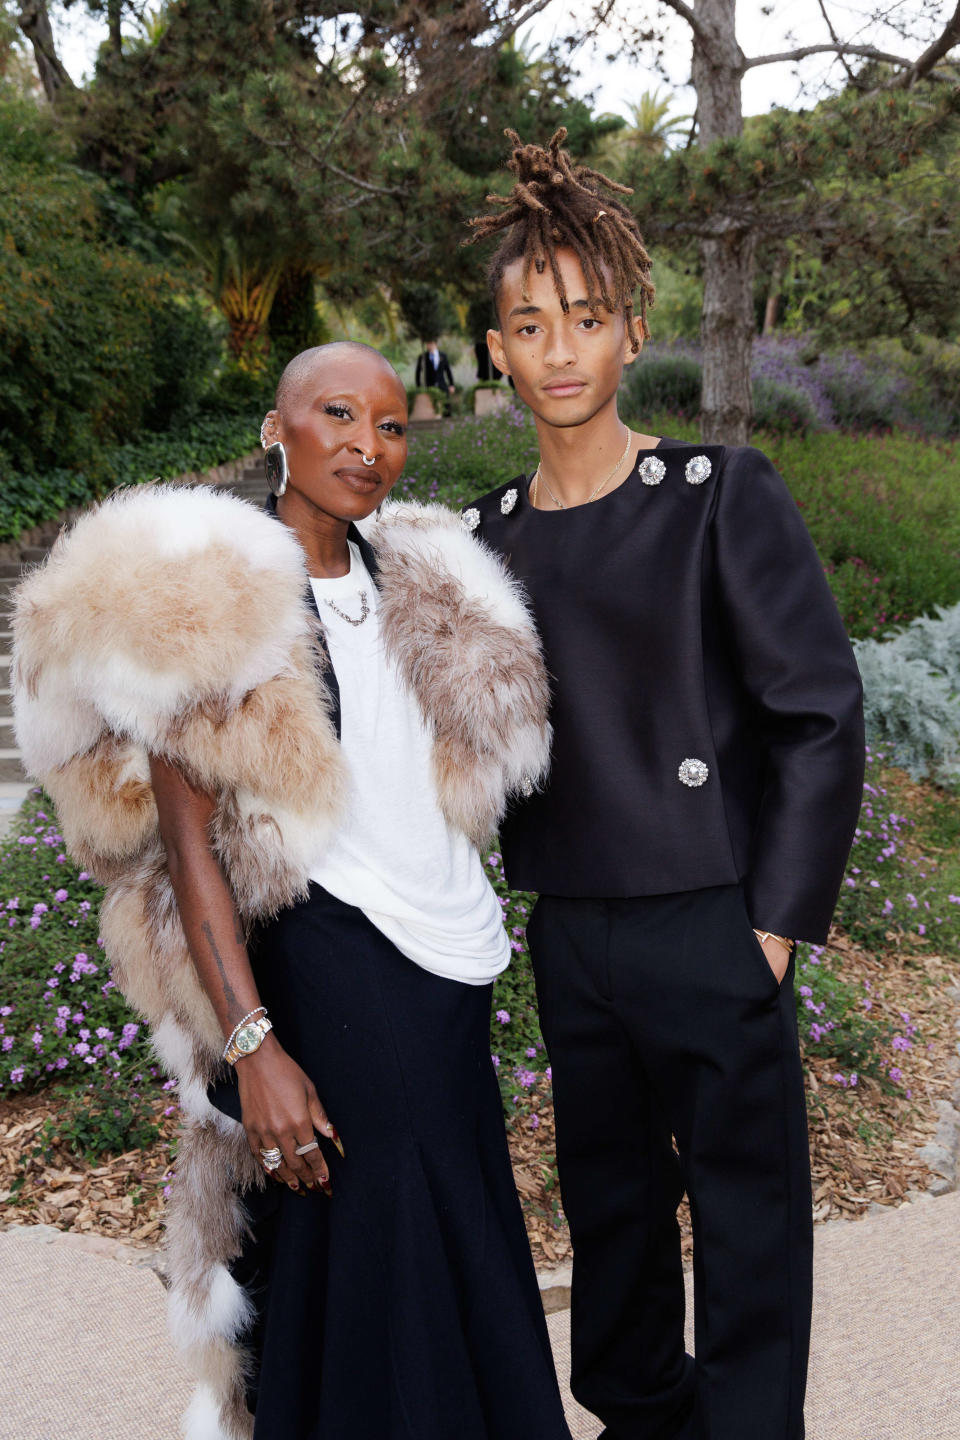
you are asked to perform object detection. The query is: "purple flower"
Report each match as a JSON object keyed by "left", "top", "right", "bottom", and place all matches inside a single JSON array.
[
  {"left": 9, "top": 1065, "right": 25, "bottom": 1082},
  {"left": 495, "top": 1010, "right": 510, "bottom": 1025},
  {"left": 54, "top": 889, "right": 68, "bottom": 903}
]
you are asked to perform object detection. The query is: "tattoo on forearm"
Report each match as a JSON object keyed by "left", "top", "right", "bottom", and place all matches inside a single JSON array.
[{"left": 201, "top": 920, "right": 242, "bottom": 1021}]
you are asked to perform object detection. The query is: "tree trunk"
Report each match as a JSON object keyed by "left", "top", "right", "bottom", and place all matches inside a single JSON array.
[
  {"left": 18, "top": 1, "right": 75, "bottom": 104},
  {"left": 700, "top": 228, "right": 757, "bottom": 443},
  {"left": 762, "top": 248, "right": 787, "bottom": 335},
  {"left": 107, "top": 0, "right": 123, "bottom": 56},
  {"left": 691, "top": 0, "right": 754, "bottom": 445}
]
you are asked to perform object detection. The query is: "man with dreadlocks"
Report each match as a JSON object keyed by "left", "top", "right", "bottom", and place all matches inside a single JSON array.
[{"left": 462, "top": 130, "right": 864, "bottom": 1440}]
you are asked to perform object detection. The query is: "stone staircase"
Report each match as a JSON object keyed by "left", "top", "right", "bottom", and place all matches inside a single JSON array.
[
  {"left": 0, "top": 461, "right": 268, "bottom": 829},
  {"left": 226, "top": 458, "right": 269, "bottom": 509}
]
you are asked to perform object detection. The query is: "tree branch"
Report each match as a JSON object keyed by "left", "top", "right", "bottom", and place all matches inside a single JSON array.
[
  {"left": 816, "top": 0, "right": 857, "bottom": 87},
  {"left": 743, "top": 43, "right": 920, "bottom": 72},
  {"left": 487, "top": 0, "right": 557, "bottom": 52},
  {"left": 882, "top": 1, "right": 960, "bottom": 89},
  {"left": 657, "top": 0, "right": 714, "bottom": 54}
]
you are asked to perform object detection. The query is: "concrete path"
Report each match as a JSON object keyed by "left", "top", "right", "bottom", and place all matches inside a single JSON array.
[{"left": 1, "top": 1191, "right": 958, "bottom": 1440}]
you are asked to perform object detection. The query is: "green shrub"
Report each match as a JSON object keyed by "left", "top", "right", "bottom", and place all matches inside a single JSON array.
[
  {"left": 621, "top": 354, "right": 702, "bottom": 420},
  {"left": 32, "top": 1080, "right": 163, "bottom": 1162},
  {"left": 752, "top": 376, "right": 820, "bottom": 436},
  {"left": 853, "top": 604, "right": 960, "bottom": 785},
  {"left": 402, "top": 402, "right": 538, "bottom": 508},
  {"left": 143, "top": 295, "right": 225, "bottom": 430},
  {"left": 764, "top": 431, "right": 960, "bottom": 635},
  {"left": 0, "top": 410, "right": 259, "bottom": 542},
  {"left": 898, "top": 339, "right": 960, "bottom": 439}
]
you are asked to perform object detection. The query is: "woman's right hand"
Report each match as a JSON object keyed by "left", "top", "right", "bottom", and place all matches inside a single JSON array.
[{"left": 235, "top": 1033, "right": 342, "bottom": 1194}]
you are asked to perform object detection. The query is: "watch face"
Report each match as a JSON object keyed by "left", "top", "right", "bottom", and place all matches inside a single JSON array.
[{"left": 236, "top": 1024, "right": 261, "bottom": 1053}]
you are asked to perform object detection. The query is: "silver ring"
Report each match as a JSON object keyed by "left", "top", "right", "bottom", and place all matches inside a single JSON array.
[
  {"left": 260, "top": 1155, "right": 282, "bottom": 1172},
  {"left": 259, "top": 1146, "right": 282, "bottom": 1171},
  {"left": 295, "top": 1140, "right": 320, "bottom": 1156},
  {"left": 360, "top": 453, "right": 376, "bottom": 467}
]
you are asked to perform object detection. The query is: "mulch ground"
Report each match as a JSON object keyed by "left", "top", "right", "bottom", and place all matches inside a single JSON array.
[{"left": 1, "top": 935, "right": 956, "bottom": 1272}]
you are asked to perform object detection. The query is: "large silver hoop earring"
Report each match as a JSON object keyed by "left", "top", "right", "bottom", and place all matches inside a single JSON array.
[{"left": 264, "top": 441, "right": 288, "bottom": 498}]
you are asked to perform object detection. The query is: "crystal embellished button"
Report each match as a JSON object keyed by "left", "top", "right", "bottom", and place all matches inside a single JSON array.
[
  {"left": 519, "top": 776, "right": 534, "bottom": 798},
  {"left": 685, "top": 454, "right": 712, "bottom": 486},
  {"left": 462, "top": 508, "right": 480, "bottom": 531},
  {"left": 678, "top": 757, "right": 709, "bottom": 788},
  {"left": 501, "top": 488, "right": 518, "bottom": 515},
  {"left": 639, "top": 456, "right": 666, "bottom": 486}
]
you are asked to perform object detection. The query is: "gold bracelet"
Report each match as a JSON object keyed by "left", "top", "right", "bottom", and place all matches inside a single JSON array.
[{"left": 754, "top": 930, "right": 794, "bottom": 952}]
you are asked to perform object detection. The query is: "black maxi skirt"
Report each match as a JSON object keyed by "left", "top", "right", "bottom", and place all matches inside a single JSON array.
[{"left": 208, "top": 882, "right": 571, "bottom": 1440}]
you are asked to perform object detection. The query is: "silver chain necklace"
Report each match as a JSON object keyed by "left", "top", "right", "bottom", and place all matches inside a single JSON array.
[{"left": 321, "top": 591, "right": 370, "bottom": 626}]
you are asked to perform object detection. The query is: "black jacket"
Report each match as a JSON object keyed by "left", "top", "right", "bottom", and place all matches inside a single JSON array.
[
  {"left": 466, "top": 438, "right": 865, "bottom": 943},
  {"left": 415, "top": 349, "right": 455, "bottom": 390}
]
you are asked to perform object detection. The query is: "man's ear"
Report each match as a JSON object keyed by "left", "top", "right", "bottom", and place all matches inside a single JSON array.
[
  {"left": 622, "top": 330, "right": 642, "bottom": 369},
  {"left": 487, "top": 327, "right": 510, "bottom": 377}
]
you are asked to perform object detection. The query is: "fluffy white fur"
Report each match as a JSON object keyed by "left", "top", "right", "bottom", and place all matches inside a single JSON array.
[{"left": 11, "top": 483, "right": 551, "bottom": 1438}]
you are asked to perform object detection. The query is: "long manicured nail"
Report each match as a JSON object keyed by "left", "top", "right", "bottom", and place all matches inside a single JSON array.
[
  {"left": 330, "top": 1128, "right": 345, "bottom": 1160},
  {"left": 288, "top": 1180, "right": 301, "bottom": 1193},
  {"left": 321, "top": 1180, "right": 333, "bottom": 1198}
]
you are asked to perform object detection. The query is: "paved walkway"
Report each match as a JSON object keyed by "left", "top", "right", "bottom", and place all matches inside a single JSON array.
[{"left": 1, "top": 1190, "right": 958, "bottom": 1440}]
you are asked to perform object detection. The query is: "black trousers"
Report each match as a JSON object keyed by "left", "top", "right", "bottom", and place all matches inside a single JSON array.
[{"left": 528, "top": 884, "right": 812, "bottom": 1440}]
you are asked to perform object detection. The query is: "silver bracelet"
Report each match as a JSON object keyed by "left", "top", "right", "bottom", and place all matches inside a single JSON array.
[{"left": 222, "top": 1006, "right": 267, "bottom": 1059}]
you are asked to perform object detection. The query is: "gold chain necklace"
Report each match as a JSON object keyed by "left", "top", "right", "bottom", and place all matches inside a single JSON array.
[{"left": 531, "top": 430, "right": 632, "bottom": 510}]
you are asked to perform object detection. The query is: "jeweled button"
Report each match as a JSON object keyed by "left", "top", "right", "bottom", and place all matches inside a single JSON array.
[
  {"left": 678, "top": 757, "right": 709, "bottom": 787},
  {"left": 639, "top": 456, "right": 666, "bottom": 486},
  {"left": 685, "top": 455, "right": 712, "bottom": 486},
  {"left": 462, "top": 508, "right": 480, "bottom": 531}
]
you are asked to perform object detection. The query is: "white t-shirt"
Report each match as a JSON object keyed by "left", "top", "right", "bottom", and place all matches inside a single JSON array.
[{"left": 307, "top": 543, "right": 510, "bottom": 986}]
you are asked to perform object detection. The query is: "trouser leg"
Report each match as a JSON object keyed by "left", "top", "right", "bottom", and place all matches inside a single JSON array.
[
  {"left": 531, "top": 887, "right": 812, "bottom": 1440},
  {"left": 528, "top": 898, "right": 696, "bottom": 1439}
]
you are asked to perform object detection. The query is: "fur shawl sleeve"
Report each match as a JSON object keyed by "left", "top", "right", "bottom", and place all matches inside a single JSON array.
[
  {"left": 12, "top": 485, "right": 551, "bottom": 879},
  {"left": 12, "top": 484, "right": 345, "bottom": 883},
  {"left": 368, "top": 500, "right": 551, "bottom": 842}
]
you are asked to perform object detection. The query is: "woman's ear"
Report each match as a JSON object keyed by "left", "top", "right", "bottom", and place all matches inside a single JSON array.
[
  {"left": 487, "top": 327, "right": 510, "bottom": 377},
  {"left": 260, "top": 409, "right": 282, "bottom": 448}
]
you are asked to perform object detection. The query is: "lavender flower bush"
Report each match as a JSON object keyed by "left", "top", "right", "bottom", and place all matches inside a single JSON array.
[
  {"left": 622, "top": 336, "right": 959, "bottom": 439},
  {"left": 798, "top": 745, "right": 960, "bottom": 1091},
  {"left": 0, "top": 792, "right": 167, "bottom": 1152}
]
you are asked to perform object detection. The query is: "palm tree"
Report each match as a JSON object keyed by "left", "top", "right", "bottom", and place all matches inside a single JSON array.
[{"left": 598, "top": 88, "right": 693, "bottom": 174}]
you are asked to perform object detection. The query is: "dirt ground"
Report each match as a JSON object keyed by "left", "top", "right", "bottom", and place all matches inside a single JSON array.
[{"left": 1, "top": 929, "right": 955, "bottom": 1273}]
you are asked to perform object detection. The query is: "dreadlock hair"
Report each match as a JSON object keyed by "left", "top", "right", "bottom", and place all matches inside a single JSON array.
[{"left": 465, "top": 128, "right": 654, "bottom": 354}]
